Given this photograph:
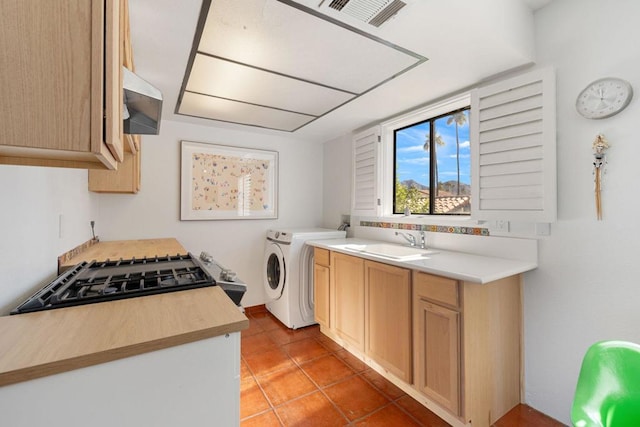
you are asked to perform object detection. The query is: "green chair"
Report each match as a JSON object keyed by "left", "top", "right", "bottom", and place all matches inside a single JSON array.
[{"left": 572, "top": 340, "right": 640, "bottom": 427}]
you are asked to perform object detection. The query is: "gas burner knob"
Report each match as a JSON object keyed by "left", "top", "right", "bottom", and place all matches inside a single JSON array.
[
  {"left": 199, "top": 251, "right": 213, "bottom": 264},
  {"left": 222, "top": 269, "right": 237, "bottom": 282}
]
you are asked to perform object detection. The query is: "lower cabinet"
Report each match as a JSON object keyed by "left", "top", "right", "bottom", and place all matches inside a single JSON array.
[
  {"left": 413, "top": 273, "right": 461, "bottom": 415},
  {"left": 313, "top": 248, "right": 331, "bottom": 329},
  {"left": 314, "top": 249, "right": 522, "bottom": 427},
  {"left": 365, "top": 260, "right": 412, "bottom": 383},
  {"left": 331, "top": 252, "right": 365, "bottom": 352}
]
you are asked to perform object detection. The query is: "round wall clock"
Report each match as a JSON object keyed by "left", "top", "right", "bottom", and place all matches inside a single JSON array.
[{"left": 576, "top": 77, "right": 633, "bottom": 119}]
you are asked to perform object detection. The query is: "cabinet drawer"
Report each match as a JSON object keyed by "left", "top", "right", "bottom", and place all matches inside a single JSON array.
[
  {"left": 314, "top": 248, "right": 330, "bottom": 267},
  {"left": 413, "top": 271, "right": 459, "bottom": 308}
]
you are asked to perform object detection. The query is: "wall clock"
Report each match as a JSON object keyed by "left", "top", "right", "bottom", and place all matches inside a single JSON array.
[{"left": 576, "top": 77, "right": 633, "bottom": 119}]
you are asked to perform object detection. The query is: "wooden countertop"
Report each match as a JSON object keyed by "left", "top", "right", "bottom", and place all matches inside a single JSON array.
[
  {"left": 60, "top": 238, "right": 187, "bottom": 272},
  {"left": 0, "top": 286, "right": 248, "bottom": 387},
  {"left": 1, "top": 238, "right": 249, "bottom": 387}
]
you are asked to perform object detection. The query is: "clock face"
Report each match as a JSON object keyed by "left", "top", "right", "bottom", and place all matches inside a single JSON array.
[{"left": 576, "top": 77, "right": 633, "bottom": 119}]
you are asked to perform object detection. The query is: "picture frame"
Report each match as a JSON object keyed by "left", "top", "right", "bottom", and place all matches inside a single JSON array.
[{"left": 180, "top": 140, "right": 278, "bottom": 220}]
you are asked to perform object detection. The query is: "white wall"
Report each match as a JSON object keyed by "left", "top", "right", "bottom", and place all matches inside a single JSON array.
[
  {"left": 322, "top": 1, "right": 640, "bottom": 424},
  {"left": 524, "top": 0, "right": 640, "bottom": 423},
  {"left": 95, "top": 119, "right": 324, "bottom": 307},
  {"left": 0, "top": 166, "right": 97, "bottom": 314},
  {"left": 322, "top": 134, "right": 353, "bottom": 231}
]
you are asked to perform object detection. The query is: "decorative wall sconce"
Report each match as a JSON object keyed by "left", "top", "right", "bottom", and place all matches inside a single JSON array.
[{"left": 592, "top": 134, "right": 609, "bottom": 220}]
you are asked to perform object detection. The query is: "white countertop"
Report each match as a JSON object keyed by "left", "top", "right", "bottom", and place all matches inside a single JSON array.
[{"left": 307, "top": 238, "right": 537, "bottom": 283}]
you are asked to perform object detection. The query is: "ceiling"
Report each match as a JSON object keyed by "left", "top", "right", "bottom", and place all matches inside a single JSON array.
[{"left": 129, "top": 0, "right": 552, "bottom": 143}]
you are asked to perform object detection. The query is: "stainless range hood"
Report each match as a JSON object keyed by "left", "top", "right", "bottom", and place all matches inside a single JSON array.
[{"left": 123, "top": 67, "right": 163, "bottom": 135}]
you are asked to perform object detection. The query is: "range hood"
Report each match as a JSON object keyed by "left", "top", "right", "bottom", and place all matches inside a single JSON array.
[{"left": 123, "top": 67, "right": 163, "bottom": 135}]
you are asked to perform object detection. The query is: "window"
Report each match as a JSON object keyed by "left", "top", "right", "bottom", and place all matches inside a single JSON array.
[
  {"left": 353, "top": 67, "right": 555, "bottom": 224},
  {"left": 393, "top": 107, "right": 470, "bottom": 215}
]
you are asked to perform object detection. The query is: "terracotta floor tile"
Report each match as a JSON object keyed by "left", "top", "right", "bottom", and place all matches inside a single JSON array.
[
  {"left": 300, "top": 324, "right": 321, "bottom": 337},
  {"left": 241, "top": 409, "right": 282, "bottom": 427},
  {"left": 275, "top": 391, "right": 348, "bottom": 426},
  {"left": 283, "top": 338, "right": 330, "bottom": 364},
  {"left": 256, "top": 366, "right": 318, "bottom": 406},
  {"left": 301, "top": 354, "right": 355, "bottom": 387},
  {"left": 244, "top": 347, "right": 295, "bottom": 377},
  {"left": 316, "top": 334, "right": 343, "bottom": 352},
  {"left": 242, "top": 334, "right": 276, "bottom": 356},
  {"left": 241, "top": 359, "right": 252, "bottom": 379},
  {"left": 253, "top": 314, "right": 285, "bottom": 331},
  {"left": 240, "top": 377, "right": 271, "bottom": 419},
  {"left": 324, "top": 376, "right": 389, "bottom": 421},
  {"left": 493, "top": 404, "right": 565, "bottom": 427},
  {"left": 354, "top": 403, "right": 421, "bottom": 426},
  {"left": 335, "top": 349, "right": 368, "bottom": 372},
  {"left": 361, "top": 369, "right": 406, "bottom": 400},
  {"left": 244, "top": 304, "right": 268, "bottom": 316},
  {"left": 396, "top": 395, "right": 451, "bottom": 427},
  {"left": 242, "top": 318, "right": 265, "bottom": 338},
  {"left": 267, "top": 327, "right": 308, "bottom": 346}
]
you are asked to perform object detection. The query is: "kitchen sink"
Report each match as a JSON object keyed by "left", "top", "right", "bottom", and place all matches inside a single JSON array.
[{"left": 341, "top": 243, "right": 438, "bottom": 261}]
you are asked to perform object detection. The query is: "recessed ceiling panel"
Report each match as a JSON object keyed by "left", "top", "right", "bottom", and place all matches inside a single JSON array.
[
  {"left": 179, "top": 92, "right": 315, "bottom": 132},
  {"left": 186, "top": 54, "right": 356, "bottom": 116},
  {"left": 198, "top": 0, "right": 421, "bottom": 94},
  {"left": 176, "top": 0, "right": 426, "bottom": 132}
]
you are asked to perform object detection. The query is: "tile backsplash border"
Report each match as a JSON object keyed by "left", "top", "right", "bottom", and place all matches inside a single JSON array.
[{"left": 360, "top": 220, "right": 490, "bottom": 236}]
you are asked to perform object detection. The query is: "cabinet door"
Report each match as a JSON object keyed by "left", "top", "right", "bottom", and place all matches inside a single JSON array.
[
  {"left": 314, "top": 263, "right": 330, "bottom": 328},
  {"left": 0, "top": 0, "right": 119, "bottom": 169},
  {"left": 365, "top": 261, "right": 411, "bottom": 382},
  {"left": 414, "top": 298, "right": 461, "bottom": 415},
  {"left": 332, "top": 252, "right": 365, "bottom": 351}
]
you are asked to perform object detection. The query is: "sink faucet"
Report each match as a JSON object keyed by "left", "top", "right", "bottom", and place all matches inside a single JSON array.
[
  {"left": 395, "top": 231, "right": 416, "bottom": 247},
  {"left": 419, "top": 231, "right": 427, "bottom": 249}
]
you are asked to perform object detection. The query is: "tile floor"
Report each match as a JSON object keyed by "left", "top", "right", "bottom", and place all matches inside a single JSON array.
[{"left": 241, "top": 306, "right": 564, "bottom": 427}]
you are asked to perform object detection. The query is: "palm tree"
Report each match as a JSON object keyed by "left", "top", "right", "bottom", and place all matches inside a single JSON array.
[
  {"left": 446, "top": 111, "right": 468, "bottom": 195},
  {"left": 423, "top": 131, "right": 445, "bottom": 196}
]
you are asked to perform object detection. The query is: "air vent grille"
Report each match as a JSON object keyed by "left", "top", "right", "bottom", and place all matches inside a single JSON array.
[
  {"left": 369, "top": 0, "right": 406, "bottom": 27},
  {"left": 328, "top": 0, "right": 406, "bottom": 27},
  {"left": 328, "top": 0, "right": 350, "bottom": 11}
]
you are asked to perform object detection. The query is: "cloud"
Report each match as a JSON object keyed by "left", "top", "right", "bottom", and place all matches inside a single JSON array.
[
  {"left": 459, "top": 140, "right": 470, "bottom": 148},
  {"left": 398, "top": 156, "right": 429, "bottom": 165},
  {"left": 449, "top": 154, "right": 470, "bottom": 159},
  {"left": 398, "top": 144, "right": 426, "bottom": 153}
]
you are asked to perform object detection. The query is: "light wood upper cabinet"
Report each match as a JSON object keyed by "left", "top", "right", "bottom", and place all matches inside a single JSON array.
[
  {"left": 0, "top": 0, "right": 123, "bottom": 169},
  {"left": 313, "top": 248, "right": 331, "bottom": 329},
  {"left": 365, "top": 260, "right": 412, "bottom": 383},
  {"left": 89, "top": 0, "right": 142, "bottom": 193},
  {"left": 331, "top": 252, "right": 365, "bottom": 352}
]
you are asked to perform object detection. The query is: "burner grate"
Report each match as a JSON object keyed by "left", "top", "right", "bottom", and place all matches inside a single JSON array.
[{"left": 11, "top": 253, "right": 217, "bottom": 314}]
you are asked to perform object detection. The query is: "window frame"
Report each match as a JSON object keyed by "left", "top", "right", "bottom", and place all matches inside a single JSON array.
[
  {"left": 392, "top": 105, "right": 471, "bottom": 216},
  {"left": 380, "top": 93, "right": 471, "bottom": 220}
]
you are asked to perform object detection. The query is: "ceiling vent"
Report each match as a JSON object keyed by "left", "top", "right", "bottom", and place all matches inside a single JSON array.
[{"left": 328, "top": 0, "right": 406, "bottom": 27}]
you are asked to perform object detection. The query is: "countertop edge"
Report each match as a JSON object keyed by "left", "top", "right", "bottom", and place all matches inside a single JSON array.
[
  {"left": 0, "top": 287, "right": 249, "bottom": 388},
  {"left": 307, "top": 238, "right": 538, "bottom": 283},
  {"left": 0, "top": 317, "right": 248, "bottom": 388}
]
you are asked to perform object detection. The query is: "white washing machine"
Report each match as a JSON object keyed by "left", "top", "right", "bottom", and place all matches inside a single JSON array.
[{"left": 263, "top": 228, "right": 346, "bottom": 329}]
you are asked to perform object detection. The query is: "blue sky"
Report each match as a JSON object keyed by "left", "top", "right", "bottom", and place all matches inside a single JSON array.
[{"left": 395, "top": 111, "right": 470, "bottom": 186}]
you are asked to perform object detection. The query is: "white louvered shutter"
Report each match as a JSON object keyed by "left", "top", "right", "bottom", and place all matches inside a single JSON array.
[
  {"left": 351, "top": 125, "right": 382, "bottom": 216},
  {"left": 470, "top": 67, "right": 557, "bottom": 222}
]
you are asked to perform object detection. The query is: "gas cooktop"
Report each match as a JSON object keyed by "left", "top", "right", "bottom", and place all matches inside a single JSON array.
[{"left": 11, "top": 253, "right": 245, "bottom": 314}]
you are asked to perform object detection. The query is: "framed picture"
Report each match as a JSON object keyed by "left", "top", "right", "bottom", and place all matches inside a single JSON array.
[{"left": 180, "top": 141, "right": 278, "bottom": 220}]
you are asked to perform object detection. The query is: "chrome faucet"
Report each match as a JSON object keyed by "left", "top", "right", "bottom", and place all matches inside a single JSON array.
[
  {"left": 419, "top": 231, "right": 427, "bottom": 249},
  {"left": 395, "top": 231, "right": 416, "bottom": 247}
]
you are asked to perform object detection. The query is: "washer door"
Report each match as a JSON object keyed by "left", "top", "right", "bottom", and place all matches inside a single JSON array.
[{"left": 264, "top": 242, "right": 286, "bottom": 300}]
